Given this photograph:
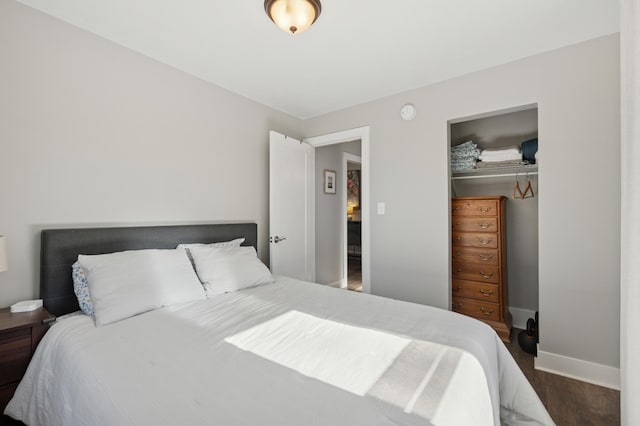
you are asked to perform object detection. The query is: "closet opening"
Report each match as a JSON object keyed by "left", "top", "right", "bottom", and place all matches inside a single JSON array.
[{"left": 448, "top": 104, "right": 539, "bottom": 345}]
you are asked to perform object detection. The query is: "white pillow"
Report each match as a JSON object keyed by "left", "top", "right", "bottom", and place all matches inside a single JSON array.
[
  {"left": 190, "top": 246, "right": 275, "bottom": 296},
  {"left": 176, "top": 237, "right": 245, "bottom": 251},
  {"left": 78, "top": 249, "right": 206, "bottom": 326},
  {"left": 177, "top": 238, "right": 245, "bottom": 269}
]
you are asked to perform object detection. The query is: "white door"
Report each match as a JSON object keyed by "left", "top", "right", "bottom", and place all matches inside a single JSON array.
[{"left": 269, "top": 131, "right": 315, "bottom": 281}]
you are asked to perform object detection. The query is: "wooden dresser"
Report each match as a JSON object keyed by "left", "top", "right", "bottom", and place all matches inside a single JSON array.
[{"left": 451, "top": 196, "right": 512, "bottom": 342}]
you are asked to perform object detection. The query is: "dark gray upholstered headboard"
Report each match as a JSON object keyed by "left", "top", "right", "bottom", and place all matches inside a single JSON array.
[{"left": 40, "top": 223, "right": 257, "bottom": 317}]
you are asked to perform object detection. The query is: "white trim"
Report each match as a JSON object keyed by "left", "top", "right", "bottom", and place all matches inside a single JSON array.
[
  {"left": 325, "top": 280, "right": 342, "bottom": 288},
  {"left": 305, "top": 126, "right": 367, "bottom": 147},
  {"left": 620, "top": 1, "right": 639, "bottom": 423},
  {"left": 307, "top": 146, "right": 316, "bottom": 282},
  {"left": 509, "top": 307, "right": 536, "bottom": 330},
  {"left": 342, "top": 153, "right": 361, "bottom": 290},
  {"left": 304, "top": 126, "right": 371, "bottom": 294},
  {"left": 448, "top": 103, "right": 538, "bottom": 125},
  {"left": 535, "top": 350, "right": 620, "bottom": 390}
]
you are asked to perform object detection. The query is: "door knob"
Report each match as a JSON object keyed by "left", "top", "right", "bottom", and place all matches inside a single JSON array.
[{"left": 272, "top": 236, "right": 287, "bottom": 243}]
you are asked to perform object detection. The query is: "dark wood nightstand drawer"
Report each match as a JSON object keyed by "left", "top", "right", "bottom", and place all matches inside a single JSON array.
[
  {"left": 0, "top": 328, "right": 31, "bottom": 385},
  {"left": 0, "top": 307, "right": 52, "bottom": 421},
  {"left": 0, "top": 383, "right": 18, "bottom": 416}
]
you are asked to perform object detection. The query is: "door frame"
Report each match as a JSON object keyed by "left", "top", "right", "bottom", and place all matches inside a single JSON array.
[
  {"left": 342, "top": 153, "right": 361, "bottom": 289},
  {"left": 304, "top": 126, "right": 371, "bottom": 294}
]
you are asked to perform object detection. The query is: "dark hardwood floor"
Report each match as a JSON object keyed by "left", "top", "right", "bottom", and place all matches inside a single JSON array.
[
  {"left": 506, "top": 328, "right": 620, "bottom": 426},
  {"left": 347, "top": 256, "right": 362, "bottom": 292}
]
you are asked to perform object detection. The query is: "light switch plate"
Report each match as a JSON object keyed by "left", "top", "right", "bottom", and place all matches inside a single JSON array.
[{"left": 377, "top": 202, "right": 386, "bottom": 215}]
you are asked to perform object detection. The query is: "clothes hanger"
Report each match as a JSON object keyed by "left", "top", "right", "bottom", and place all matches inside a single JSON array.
[
  {"left": 521, "top": 172, "right": 535, "bottom": 199},
  {"left": 512, "top": 172, "right": 523, "bottom": 199}
]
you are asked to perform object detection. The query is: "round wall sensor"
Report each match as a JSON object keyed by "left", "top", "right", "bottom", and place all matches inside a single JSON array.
[{"left": 400, "top": 103, "right": 416, "bottom": 121}]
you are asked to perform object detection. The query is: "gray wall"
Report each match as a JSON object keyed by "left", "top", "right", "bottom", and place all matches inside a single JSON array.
[
  {"left": 315, "top": 141, "right": 361, "bottom": 284},
  {"left": 451, "top": 109, "right": 539, "bottom": 313},
  {"left": 451, "top": 108, "right": 539, "bottom": 148},
  {"left": 304, "top": 35, "right": 620, "bottom": 369},
  {"left": 0, "top": 1, "right": 303, "bottom": 307}
]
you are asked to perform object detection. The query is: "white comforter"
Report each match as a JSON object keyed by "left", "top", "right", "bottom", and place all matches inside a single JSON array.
[{"left": 5, "top": 277, "right": 554, "bottom": 426}]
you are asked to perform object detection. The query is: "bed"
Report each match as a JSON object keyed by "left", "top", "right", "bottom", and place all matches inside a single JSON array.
[{"left": 4, "top": 223, "right": 554, "bottom": 425}]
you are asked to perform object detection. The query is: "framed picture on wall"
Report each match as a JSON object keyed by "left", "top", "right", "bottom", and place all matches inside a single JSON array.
[{"left": 324, "top": 169, "right": 336, "bottom": 194}]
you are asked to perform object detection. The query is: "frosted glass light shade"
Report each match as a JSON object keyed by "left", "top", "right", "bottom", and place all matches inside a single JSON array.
[
  {"left": 265, "top": 0, "right": 322, "bottom": 35},
  {"left": 0, "top": 236, "right": 7, "bottom": 272}
]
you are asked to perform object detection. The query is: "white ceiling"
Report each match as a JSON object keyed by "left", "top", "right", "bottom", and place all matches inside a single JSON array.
[{"left": 17, "top": 0, "right": 619, "bottom": 119}]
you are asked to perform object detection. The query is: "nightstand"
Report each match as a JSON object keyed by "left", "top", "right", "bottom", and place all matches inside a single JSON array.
[{"left": 0, "top": 307, "right": 52, "bottom": 420}]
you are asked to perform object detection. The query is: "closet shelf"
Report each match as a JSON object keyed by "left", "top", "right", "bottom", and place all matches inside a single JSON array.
[{"left": 451, "top": 164, "right": 538, "bottom": 180}]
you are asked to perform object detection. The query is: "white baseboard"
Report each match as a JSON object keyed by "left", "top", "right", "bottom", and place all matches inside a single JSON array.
[
  {"left": 535, "top": 350, "right": 620, "bottom": 390},
  {"left": 326, "top": 280, "right": 342, "bottom": 288},
  {"left": 509, "top": 307, "right": 536, "bottom": 330}
]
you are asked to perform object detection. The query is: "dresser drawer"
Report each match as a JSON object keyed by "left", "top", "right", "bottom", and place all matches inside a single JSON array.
[
  {"left": 0, "top": 328, "right": 31, "bottom": 385},
  {"left": 452, "top": 279, "right": 500, "bottom": 303},
  {"left": 452, "top": 199, "right": 498, "bottom": 217},
  {"left": 452, "top": 232, "right": 498, "bottom": 249},
  {"left": 452, "top": 262, "right": 500, "bottom": 283},
  {"left": 452, "top": 297, "right": 500, "bottom": 322},
  {"left": 452, "top": 217, "right": 498, "bottom": 233},
  {"left": 452, "top": 246, "right": 499, "bottom": 266}
]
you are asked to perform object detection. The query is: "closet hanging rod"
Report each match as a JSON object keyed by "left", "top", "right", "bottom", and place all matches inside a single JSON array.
[{"left": 451, "top": 171, "right": 539, "bottom": 180}]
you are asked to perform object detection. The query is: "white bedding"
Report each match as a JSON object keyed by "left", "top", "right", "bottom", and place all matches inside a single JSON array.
[{"left": 5, "top": 277, "right": 554, "bottom": 426}]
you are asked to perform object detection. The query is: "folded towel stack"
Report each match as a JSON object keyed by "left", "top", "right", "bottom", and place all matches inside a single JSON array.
[
  {"left": 478, "top": 145, "right": 522, "bottom": 163},
  {"left": 450, "top": 141, "right": 480, "bottom": 172}
]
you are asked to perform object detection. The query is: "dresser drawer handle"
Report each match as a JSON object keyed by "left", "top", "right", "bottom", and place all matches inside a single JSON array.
[
  {"left": 477, "top": 238, "right": 492, "bottom": 245},
  {"left": 456, "top": 236, "right": 462, "bottom": 241},
  {"left": 479, "top": 223, "right": 491, "bottom": 229},
  {"left": 479, "top": 288, "right": 493, "bottom": 297},
  {"left": 453, "top": 285, "right": 461, "bottom": 292},
  {"left": 456, "top": 268, "right": 463, "bottom": 273},
  {"left": 479, "top": 254, "right": 493, "bottom": 261},
  {"left": 479, "top": 271, "right": 494, "bottom": 279},
  {"left": 478, "top": 207, "right": 492, "bottom": 213},
  {"left": 454, "top": 251, "right": 462, "bottom": 257},
  {"left": 452, "top": 302, "right": 462, "bottom": 309},
  {"left": 480, "top": 306, "right": 495, "bottom": 316}
]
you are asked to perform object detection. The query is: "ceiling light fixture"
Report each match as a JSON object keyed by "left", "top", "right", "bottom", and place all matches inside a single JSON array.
[{"left": 264, "top": 0, "right": 322, "bottom": 35}]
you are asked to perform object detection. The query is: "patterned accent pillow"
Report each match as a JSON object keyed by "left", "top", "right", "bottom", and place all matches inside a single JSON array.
[{"left": 72, "top": 261, "right": 94, "bottom": 316}]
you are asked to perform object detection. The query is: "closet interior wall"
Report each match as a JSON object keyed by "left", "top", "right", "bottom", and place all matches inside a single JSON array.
[{"left": 450, "top": 107, "right": 539, "bottom": 327}]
